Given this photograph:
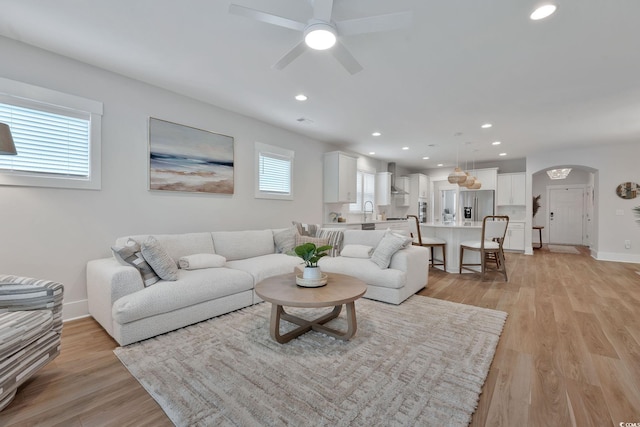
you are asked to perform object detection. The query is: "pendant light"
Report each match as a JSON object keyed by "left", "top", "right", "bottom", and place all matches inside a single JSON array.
[
  {"left": 469, "top": 152, "right": 482, "bottom": 189},
  {"left": 448, "top": 142, "right": 467, "bottom": 184}
]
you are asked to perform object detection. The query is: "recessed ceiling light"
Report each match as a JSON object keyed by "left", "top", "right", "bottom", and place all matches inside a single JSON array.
[
  {"left": 402, "top": 147, "right": 409, "bottom": 150},
  {"left": 492, "top": 141, "right": 501, "bottom": 145},
  {"left": 422, "top": 156, "right": 429, "bottom": 160},
  {"left": 530, "top": 4, "right": 557, "bottom": 20},
  {"left": 481, "top": 123, "right": 492, "bottom": 129},
  {"left": 295, "top": 94, "right": 307, "bottom": 101},
  {"left": 372, "top": 132, "right": 381, "bottom": 137},
  {"left": 369, "top": 152, "right": 376, "bottom": 155},
  {"left": 499, "top": 152, "right": 507, "bottom": 156},
  {"left": 437, "top": 163, "right": 443, "bottom": 167}
]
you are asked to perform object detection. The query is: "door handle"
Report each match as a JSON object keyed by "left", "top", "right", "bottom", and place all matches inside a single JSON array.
[{"left": 550, "top": 212, "right": 554, "bottom": 220}]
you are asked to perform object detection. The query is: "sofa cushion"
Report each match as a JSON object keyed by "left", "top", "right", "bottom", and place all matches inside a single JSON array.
[
  {"left": 0, "top": 310, "right": 53, "bottom": 360},
  {"left": 116, "top": 233, "right": 215, "bottom": 264},
  {"left": 112, "top": 239, "right": 160, "bottom": 287},
  {"left": 370, "top": 231, "right": 413, "bottom": 269},
  {"left": 141, "top": 236, "right": 178, "bottom": 281},
  {"left": 225, "top": 254, "right": 302, "bottom": 285},
  {"left": 318, "top": 257, "right": 406, "bottom": 289},
  {"left": 317, "top": 228, "right": 344, "bottom": 257},
  {"left": 212, "top": 230, "right": 275, "bottom": 261},
  {"left": 342, "top": 229, "right": 387, "bottom": 247},
  {"left": 179, "top": 254, "right": 226, "bottom": 270},
  {"left": 112, "top": 268, "right": 254, "bottom": 324},
  {"left": 273, "top": 227, "right": 297, "bottom": 254},
  {"left": 340, "top": 244, "right": 373, "bottom": 258}
]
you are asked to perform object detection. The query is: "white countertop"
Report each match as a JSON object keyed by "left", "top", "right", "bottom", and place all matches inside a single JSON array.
[
  {"left": 420, "top": 221, "right": 484, "bottom": 229},
  {"left": 323, "top": 219, "right": 408, "bottom": 226}
]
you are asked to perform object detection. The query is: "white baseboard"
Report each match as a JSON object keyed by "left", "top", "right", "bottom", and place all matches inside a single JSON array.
[
  {"left": 62, "top": 299, "right": 89, "bottom": 322},
  {"left": 594, "top": 251, "right": 640, "bottom": 264}
]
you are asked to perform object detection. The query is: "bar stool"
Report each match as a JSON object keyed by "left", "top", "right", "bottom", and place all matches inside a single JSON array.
[
  {"left": 459, "top": 215, "right": 509, "bottom": 281},
  {"left": 407, "top": 215, "right": 447, "bottom": 271}
]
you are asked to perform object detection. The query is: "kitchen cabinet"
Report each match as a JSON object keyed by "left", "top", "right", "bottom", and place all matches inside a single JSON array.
[
  {"left": 323, "top": 151, "right": 357, "bottom": 203},
  {"left": 458, "top": 168, "right": 498, "bottom": 192},
  {"left": 396, "top": 176, "right": 410, "bottom": 206},
  {"left": 409, "top": 173, "right": 429, "bottom": 199},
  {"left": 503, "top": 222, "right": 525, "bottom": 251},
  {"left": 497, "top": 173, "right": 526, "bottom": 205},
  {"left": 375, "top": 172, "right": 391, "bottom": 206}
]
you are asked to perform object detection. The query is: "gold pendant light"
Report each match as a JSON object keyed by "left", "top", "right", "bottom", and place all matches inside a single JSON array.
[{"left": 448, "top": 142, "right": 467, "bottom": 184}]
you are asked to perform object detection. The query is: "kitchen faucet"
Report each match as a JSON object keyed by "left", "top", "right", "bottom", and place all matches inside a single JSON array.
[{"left": 363, "top": 200, "right": 374, "bottom": 222}]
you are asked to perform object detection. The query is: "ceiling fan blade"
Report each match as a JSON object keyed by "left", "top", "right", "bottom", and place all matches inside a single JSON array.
[
  {"left": 312, "top": 0, "right": 334, "bottom": 22},
  {"left": 229, "top": 4, "right": 306, "bottom": 32},
  {"left": 332, "top": 41, "right": 363, "bottom": 75},
  {"left": 273, "top": 41, "right": 308, "bottom": 70},
  {"left": 336, "top": 11, "right": 412, "bottom": 36}
]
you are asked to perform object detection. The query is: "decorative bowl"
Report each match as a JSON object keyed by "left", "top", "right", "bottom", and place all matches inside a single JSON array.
[{"left": 295, "top": 273, "right": 328, "bottom": 288}]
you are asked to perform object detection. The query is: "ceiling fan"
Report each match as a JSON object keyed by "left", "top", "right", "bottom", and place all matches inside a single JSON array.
[{"left": 228, "top": 0, "right": 412, "bottom": 74}]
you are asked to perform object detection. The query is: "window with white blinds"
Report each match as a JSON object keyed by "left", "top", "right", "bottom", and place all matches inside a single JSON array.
[
  {"left": 0, "top": 103, "right": 90, "bottom": 177},
  {"left": 255, "top": 142, "right": 294, "bottom": 200},
  {"left": 350, "top": 170, "right": 375, "bottom": 212},
  {"left": 0, "top": 77, "right": 103, "bottom": 190}
]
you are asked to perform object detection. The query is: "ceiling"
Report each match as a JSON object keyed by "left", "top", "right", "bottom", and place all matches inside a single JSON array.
[{"left": 1, "top": 0, "right": 639, "bottom": 171}]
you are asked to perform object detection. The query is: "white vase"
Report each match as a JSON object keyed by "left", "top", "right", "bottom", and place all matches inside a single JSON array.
[{"left": 303, "top": 266, "right": 322, "bottom": 280}]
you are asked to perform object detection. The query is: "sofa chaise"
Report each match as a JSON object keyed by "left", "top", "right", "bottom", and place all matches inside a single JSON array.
[{"left": 87, "top": 228, "right": 428, "bottom": 346}]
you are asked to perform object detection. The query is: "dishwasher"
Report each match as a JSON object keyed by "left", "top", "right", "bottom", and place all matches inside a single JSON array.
[{"left": 361, "top": 223, "right": 376, "bottom": 230}]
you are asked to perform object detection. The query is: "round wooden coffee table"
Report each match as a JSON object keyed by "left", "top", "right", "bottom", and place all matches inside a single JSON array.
[{"left": 255, "top": 272, "right": 367, "bottom": 344}]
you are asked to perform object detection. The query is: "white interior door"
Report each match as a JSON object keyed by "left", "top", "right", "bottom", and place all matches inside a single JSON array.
[{"left": 548, "top": 187, "right": 584, "bottom": 245}]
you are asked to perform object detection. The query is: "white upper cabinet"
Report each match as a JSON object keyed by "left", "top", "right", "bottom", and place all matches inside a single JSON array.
[
  {"left": 497, "top": 173, "right": 526, "bottom": 205},
  {"left": 323, "top": 151, "right": 357, "bottom": 203},
  {"left": 396, "top": 176, "right": 410, "bottom": 206},
  {"left": 410, "top": 173, "right": 429, "bottom": 199},
  {"left": 375, "top": 172, "right": 391, "bottom": 206},
  {"left": 459, "top": 168, "right": 498, "bottom": 191}
]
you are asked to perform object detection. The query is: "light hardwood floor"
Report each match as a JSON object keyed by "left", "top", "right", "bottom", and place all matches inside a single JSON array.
[{"left": 1, "top": 247, "right": 639, "bottom": 426}]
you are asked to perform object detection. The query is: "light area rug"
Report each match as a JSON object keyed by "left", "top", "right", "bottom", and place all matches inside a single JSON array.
[
  {"left": 114, "top": 296, "right": 507, "bottom": 427},
  {"left": 547, "top": 244, "right": 581, "bottom": 254}
]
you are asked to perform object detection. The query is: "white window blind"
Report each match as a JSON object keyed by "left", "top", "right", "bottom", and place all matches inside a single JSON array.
[
  {"left": 255, "top": 142, "right": 294, "bottom": 200},
  {"left": 0, "top": 103, "right": 90, "bottom": 177},
  {"left": 259, "top": 152, "right": 291, "bottom": 194},
  {"left": 350, "top": 170, "right": 375, "bottom": 212}
]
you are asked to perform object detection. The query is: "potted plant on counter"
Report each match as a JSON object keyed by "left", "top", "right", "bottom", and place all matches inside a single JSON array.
[{"left": 291, "top": 242, "right": 332, "bottom": 281}]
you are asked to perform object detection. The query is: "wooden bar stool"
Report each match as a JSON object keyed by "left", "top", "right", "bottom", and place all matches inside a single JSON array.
[
  {"left": 459, "top": 215, "right": 509, "bottom": 281},
  {"left": 533, "top": 226, "right": 543, "bottom": 249},
  {"left": 407, "top": 215, "right": 447, "bottom": 271}
]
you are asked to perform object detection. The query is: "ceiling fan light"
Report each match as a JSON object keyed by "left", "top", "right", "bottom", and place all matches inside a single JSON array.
[{"left": 304, "top": 23, "right": 336, "bottom": 50}]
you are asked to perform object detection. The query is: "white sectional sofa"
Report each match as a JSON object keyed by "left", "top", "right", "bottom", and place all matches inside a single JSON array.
[{"left": 87, "top": 228, "right": 428, "bottom": 346}]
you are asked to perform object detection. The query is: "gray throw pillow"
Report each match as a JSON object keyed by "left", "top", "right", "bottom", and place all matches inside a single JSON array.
[
  {"left": 274, "top": 227, "right": 297, "bottom": 254},
  {"left": 370, "top": 231, "right": 413, "bottom": 269},
  {"left": 141, "top": 236, "right": 178, "bottom": 281},
  {"left": 112, "top": 239, "right": 160, "bottom": 287}
]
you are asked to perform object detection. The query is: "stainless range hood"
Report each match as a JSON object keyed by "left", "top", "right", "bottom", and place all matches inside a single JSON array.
[{"left": 388, "top": 162, "right": 408, "bottom": 195}]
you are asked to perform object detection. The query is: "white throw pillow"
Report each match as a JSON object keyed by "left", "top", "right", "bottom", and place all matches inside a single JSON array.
[
  {"left": 370, "top": 231, "right": 413, "bottom": 269},
  {"left": 179, "top": 253, "right": 227, "bottom": 270},
  {"left": 340, "top": 244, "right": 373, "bottom": 259}
]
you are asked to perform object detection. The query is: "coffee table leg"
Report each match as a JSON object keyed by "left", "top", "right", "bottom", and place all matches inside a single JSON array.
[{"left": 268, "top": 303, "right": 357, "bottom": 343}]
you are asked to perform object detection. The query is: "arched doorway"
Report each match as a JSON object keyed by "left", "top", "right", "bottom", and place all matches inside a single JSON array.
[{"left": 531, "top": 165, "right": 597, "bottom": 248}]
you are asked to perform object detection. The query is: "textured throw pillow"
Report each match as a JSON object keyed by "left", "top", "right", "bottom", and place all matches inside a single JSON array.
[
  {"left": 111, "top": 239, "right": 160, "bottom": 287},
  {"left": 274, "top": 227, "right": 297, "bottom": 254},
  {"left": 294, "top": 234, "right": 329, "bottom": 248},
  {"left": 340, "top": 244, "right": 373, "bottom": 259},
  {"left": 141, "top": 236, "right": 178, "bottom": 281},
  {"left": 178, "top": 253, "right": 226, "bottom": 270},
  {"left": 370, "top": 231, "right": 413, "bottom": 269},
  {"left": 317, "top": 228, "right": 344, "bottom": 257}
]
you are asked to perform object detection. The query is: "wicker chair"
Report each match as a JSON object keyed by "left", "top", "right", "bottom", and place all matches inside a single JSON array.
[
  {"left": 0, "top": 275, "right": 64, "bottom": 411},
  {"left": 459, "top": 216, "right": 509, "bottom": 281},
  {"left": 407, "top": 215, "right": 447, "bottom": 271}
]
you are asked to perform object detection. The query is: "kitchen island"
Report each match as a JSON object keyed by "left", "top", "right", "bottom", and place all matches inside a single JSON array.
[
  {"left": 322, "top": 219, "right": 409, "bottom": 232},
  {"left": 419, "top": 221, "right": 484, "bottom": 273}
]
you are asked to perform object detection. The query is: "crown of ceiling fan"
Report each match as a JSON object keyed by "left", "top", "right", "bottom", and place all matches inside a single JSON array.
[{"left": 228, "top": 0, "right": 412, "bottom": 74}]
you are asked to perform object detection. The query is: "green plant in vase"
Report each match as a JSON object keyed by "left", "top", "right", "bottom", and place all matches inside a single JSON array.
[{"left": 291, "top": 242, "right": 332, "bottom": 279}]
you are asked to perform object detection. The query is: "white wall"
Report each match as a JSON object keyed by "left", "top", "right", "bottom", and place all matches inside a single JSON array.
[
  {"left": 526, "top": 141, "right": 640, "bottom": 262},
  {"left": 0, "top": 37, "right": 334, "bottom": 319}
]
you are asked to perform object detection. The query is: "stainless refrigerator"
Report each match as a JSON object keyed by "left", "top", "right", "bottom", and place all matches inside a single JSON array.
[{"left": 459, "top": 190, "right": 495, "bottom": 222}]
